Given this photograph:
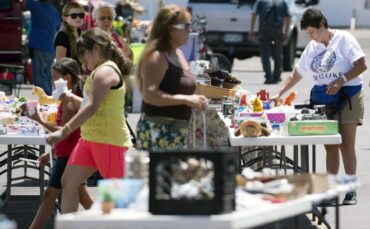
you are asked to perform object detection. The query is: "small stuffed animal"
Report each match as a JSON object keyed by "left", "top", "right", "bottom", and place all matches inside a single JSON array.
[
  {"left": 32, "top": 86, "right": 60, "bottom": 105},
  {"left": 235, "top": 120, "right": 271, "bottom": 138}
]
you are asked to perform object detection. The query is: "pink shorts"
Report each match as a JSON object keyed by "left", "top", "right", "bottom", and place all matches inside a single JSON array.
[{"left": 68, "top": 139, "right": 127, "bottom": 178}]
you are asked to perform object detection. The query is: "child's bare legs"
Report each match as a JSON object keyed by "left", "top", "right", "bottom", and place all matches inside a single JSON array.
[
  {"left": 79, "top": 184, "right": 93, "bottom": 209},
  {"left": 61, "top": 165, "right": 95, "bottom": 214},
  {"left": 29, "top": 187, "right": 60, "bottom": 229}
]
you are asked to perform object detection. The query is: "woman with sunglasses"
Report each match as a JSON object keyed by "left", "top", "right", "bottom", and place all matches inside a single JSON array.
[
  {"left": 54, "top": 2, "right": 85, "bottom": 62},
  {"left": 92, "top": 5, "right": 133, "bottom": 60},
  {"left": 135, "top": 5, "right": 208, "bottom": 150}
]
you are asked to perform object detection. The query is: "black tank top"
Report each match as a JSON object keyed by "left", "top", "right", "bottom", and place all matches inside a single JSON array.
[{"left": 141, "top": 56, "right": 196, "bottom": 120}]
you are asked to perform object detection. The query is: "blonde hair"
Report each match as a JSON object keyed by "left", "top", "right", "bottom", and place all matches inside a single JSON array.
[
  {"left": 136, "top": 4, "right": 190, "bottom": 91},
  {"left": 61, "top": 2, "right": 84, "bottom": 59}
]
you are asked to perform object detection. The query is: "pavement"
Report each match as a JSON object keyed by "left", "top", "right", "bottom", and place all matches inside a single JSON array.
[{"left": 1, "top": 28, "right": 370, "bottom": 229}]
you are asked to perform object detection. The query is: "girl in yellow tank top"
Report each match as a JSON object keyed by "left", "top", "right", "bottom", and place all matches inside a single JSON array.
[{"left": 47, "top": 28, "right": 132, "bottom": 214}]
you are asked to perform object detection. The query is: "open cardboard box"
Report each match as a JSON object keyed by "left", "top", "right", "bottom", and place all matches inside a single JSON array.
[{"left": 277, "top": 174, "right": 329, "bottom": 194}]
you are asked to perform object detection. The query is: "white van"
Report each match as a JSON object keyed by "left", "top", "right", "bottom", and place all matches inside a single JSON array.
[{"left": 188, "top": 0, "right": 319, "bottom": 71}]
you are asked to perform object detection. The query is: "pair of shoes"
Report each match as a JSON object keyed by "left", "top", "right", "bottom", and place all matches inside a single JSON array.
[
  {"left": 342, "top": 191, "right": 357, "bottom": 205},
  {"left": 317, "top": 198, "right": 336, "bottom": 207},
  {"left": 264, "top": 79, "right": 277, "bottom": 84}
]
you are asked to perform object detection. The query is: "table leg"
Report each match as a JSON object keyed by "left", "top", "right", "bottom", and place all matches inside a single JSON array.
[
  {"left": 312, "top": 145, "right": 316, "bottom": 173},
  {"left": 39, "top": 145, "right": 45, "bottom": 198},
  {"left": 5, "top": 144, "right": 13, "bottom": 204},
  {"left": 335, "top": 197, "right": 340, "bottom": 229},
  {"left": 300, "top": 145, "right": 309, "bottom": 173},
  {"left": 293, "top": 145, "right": 298, "bottom": 174},
  {"left": 281, "top": 146, "right": 287, "bottom": 174}
]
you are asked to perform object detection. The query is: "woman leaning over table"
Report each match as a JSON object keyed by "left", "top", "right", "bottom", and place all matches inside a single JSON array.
[
  {"left": 47, "top": 28, "right": 132, "bottom": 213},
  {"left": 92, "top": 5, "right": 133, "bottom": 61},
  {"left": 270, "top": 9, "right": 367, "bottom": 205},
  {"left": 135, "top": 4, "right": 208, "bottom": 150}
]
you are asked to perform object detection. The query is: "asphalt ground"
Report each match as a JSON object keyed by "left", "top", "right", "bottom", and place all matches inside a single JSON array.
[{"left": 0, "top": 28, "right": 369, "bottom": 229}]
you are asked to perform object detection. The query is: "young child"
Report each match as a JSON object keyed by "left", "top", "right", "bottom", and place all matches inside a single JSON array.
[{"left": 28, "top": 58, "right": 92, "bottom": 229}]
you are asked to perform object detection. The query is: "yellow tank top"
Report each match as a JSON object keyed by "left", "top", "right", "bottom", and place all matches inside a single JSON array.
[{"left": 81, "top": 61, "right": 132, "bottom": 147}]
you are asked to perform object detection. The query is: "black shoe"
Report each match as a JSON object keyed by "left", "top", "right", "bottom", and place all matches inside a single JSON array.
[
  {"left": 264, "top": 79, "right": 277, "bottom": 84},
  {"left": 342, "top": 191, "right": 357, "bottom": 205}
]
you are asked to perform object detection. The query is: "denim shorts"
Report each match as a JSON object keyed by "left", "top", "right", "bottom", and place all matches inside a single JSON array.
[{"left": 49, "top": 156, "right": 69, "bottom": 189}]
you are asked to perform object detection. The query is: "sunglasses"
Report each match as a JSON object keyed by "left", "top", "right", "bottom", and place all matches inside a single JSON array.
[
  {"left": 68, "top": 12, "right": 85, "bottom": 19},
  {"left": 99, "top": 16, "right": 113, "bottom": 21},
  {"left": 172, "top": 23, "right": 191, "bottom": 30}
]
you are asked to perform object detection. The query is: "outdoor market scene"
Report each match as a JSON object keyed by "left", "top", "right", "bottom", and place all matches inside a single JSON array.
[{"left": 0, "top": 0, "right": 370, "bottom": 228}]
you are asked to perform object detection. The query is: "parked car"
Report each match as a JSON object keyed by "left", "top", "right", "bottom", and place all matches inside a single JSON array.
[
  {"left": 188, "top": 0, "right": 319, "bottom": 71},
  {"left": 0, "top": 0, "right": 23, "bottom": 64}
]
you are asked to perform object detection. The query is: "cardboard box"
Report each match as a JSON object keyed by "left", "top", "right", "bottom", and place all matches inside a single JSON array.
[
  {"left": 279, "top": 174, "right": 329, "bottom": 194},
  {"left": 288, "top": 120, "right": 338, "bottom": 136}
]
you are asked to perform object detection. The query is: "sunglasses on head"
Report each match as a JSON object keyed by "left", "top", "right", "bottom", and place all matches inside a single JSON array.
[
  {"left": 68, "top": 12, "right": 85, "bottom": 19},
  {"left": 172, "top": 23, "right": 191, "bottom": 30},
  {"left": 99, "top": 16, "right": 113, "bottom": 21}
]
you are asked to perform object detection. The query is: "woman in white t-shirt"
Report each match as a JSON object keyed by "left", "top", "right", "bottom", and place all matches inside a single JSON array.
[{"left": 271, "top": 9, "right": 367, "bottom": 205}]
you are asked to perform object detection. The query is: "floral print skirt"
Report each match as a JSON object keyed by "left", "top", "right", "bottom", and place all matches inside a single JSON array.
[{"left": 136, "top": 113, "right": 189, "bottom": 150}]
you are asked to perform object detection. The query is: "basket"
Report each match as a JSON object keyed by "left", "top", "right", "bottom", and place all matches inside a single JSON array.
[
  {"left": 223, "top": 82, "right": 240, "bottom": 89},
  {"left": 195, "top": 83, "right": 237, "bottom": 99},
  {"left": 149, "top": 150, "right": 237, "bottom": 215}
]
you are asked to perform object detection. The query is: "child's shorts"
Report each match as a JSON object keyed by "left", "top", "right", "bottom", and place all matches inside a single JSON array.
[{"left": 68, "top": 139, "right": 128, "bottom": 178}]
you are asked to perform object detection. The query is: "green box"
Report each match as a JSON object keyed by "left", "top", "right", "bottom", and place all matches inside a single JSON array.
[{"left": 288, "top": 120, "right": 338, "bottom": 136}]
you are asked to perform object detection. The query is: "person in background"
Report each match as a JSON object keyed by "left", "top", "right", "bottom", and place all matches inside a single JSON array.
[
  {"left": 54, "top": 2, "right": 85, "bottom": 62},
  {"left": 27, "top": 58, "right": 92, "bottom": 229},
  {"left": 135, "top": 4, "right": 208, "bottom": 150},
  {"left": 270, "top": 9, "right": 367, "bottom": 205},
  {"left": 47, "top": 28, "right": 132, "bottom": 213},
  {"left": 250, "top": 0, "right": 291, "bottom": 84},
  {"left": 23, "top": 0, "right": 60, "bottom": 95},
  {"left": 92, "top": 5, "right": 133, "bottom": 60}
]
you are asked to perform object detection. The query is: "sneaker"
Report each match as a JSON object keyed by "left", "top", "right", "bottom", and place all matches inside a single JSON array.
[{"left": 342, "top": 192, "right": 357, "bottom": 205}]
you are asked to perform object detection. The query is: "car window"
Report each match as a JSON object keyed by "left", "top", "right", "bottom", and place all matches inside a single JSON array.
[{"left": 0, "top": 0, "right": 12, "bottom": 11}]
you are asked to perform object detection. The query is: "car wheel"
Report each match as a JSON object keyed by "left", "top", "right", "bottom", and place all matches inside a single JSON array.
[
  {"left": 283, "top": 34, "right": 297, "bottom": 71},
  {"left": 209, "top": 53, "right": 233, "bottom": 73}
]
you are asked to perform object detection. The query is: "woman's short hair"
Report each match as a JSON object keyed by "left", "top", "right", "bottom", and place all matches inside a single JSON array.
[
  {"left": 92, "top": 5, "right": 116, "bottom": 21},
  {"left": 300, "top": 8, "right": 328, "bottom": 30}
]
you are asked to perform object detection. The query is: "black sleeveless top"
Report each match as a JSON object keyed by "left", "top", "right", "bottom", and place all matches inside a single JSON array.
[{"left": 141, "top": 57, "right": 196, "bottom": 120}]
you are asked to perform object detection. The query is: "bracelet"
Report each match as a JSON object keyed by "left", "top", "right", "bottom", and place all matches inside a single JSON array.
[
  {"left": 341, "top": 75, "right": 348, "bottom": 83},
  {"left": 64, "top": 123, "right": 72, "bottom": 134}
]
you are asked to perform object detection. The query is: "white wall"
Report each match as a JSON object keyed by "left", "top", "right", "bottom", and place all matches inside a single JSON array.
[{"left": 314, "top": 0, "right": 370, "bottom": 28}]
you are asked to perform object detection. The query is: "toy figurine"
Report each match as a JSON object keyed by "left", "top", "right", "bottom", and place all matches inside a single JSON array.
[
  {"left": 32, "top": 86, "right": 60, "bottom": 105},
  {"left": 252, "top": 96, "right": 263, "bottom": 112},
  {"left": 284, "top": 91, "right": 297, "bottom": 106},
  {"left": 257, "top": 89, "right": 269, "bottom": 101}
]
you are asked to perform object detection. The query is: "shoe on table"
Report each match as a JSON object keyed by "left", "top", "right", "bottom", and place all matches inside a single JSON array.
[{"left": 342, "top": 191, "right": 357, "bottom": 205}]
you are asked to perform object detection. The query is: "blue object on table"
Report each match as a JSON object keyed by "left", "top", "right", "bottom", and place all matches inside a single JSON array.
[{"left": 98, "top": 179, "right": 143, "bottom": 208}]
